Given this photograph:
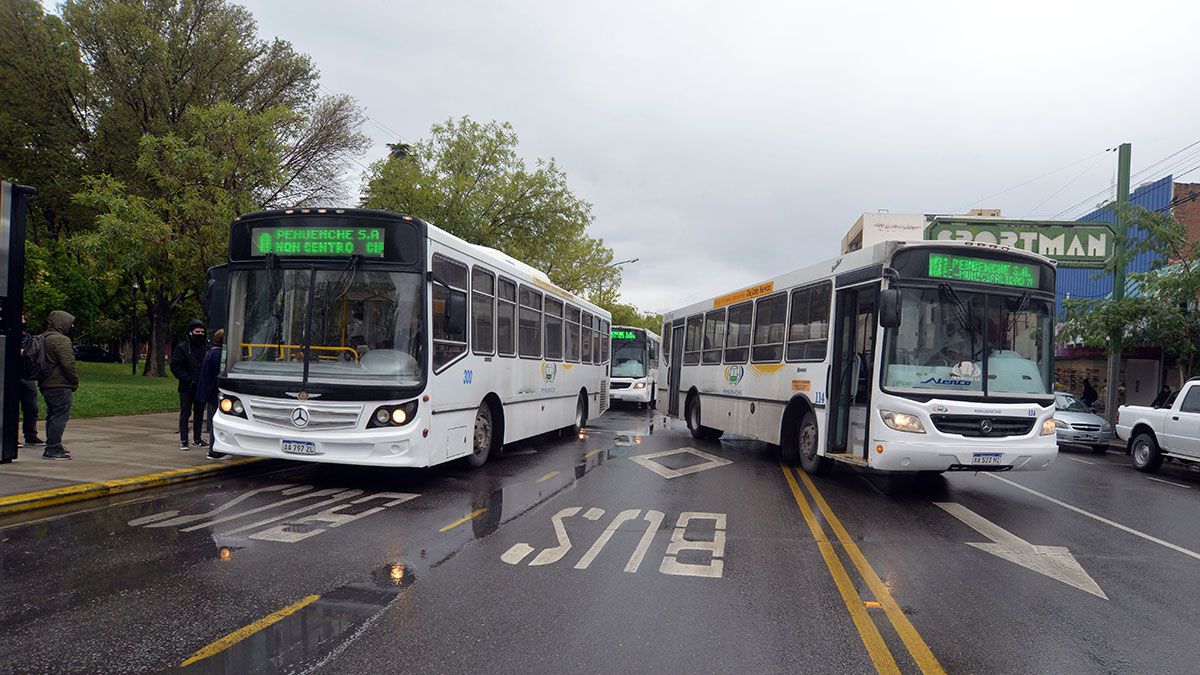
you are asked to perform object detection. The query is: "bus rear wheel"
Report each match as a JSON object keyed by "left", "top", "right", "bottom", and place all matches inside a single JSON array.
[
  {"left": 796, "top": 412, "right": 830, "bottom": 476},
  {"left": 572, "top": 393, "right": 589, "bottom": 434},
  {"left": 468, "top": 403, "right": 493, "bottom": 468}
]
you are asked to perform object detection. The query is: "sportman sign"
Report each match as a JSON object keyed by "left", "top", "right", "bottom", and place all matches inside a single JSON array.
[{"left": 926, "top": 217, "right": 1115, "bottom": 267}]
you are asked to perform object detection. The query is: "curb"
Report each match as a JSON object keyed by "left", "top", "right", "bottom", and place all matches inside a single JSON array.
[{"left": 0, "top": 457, "right": 266, "bottom": 516}]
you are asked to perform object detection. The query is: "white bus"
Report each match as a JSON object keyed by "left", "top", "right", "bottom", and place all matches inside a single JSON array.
[
  {"left": 609, "top": 326, "right": 661, "bottom": 409},
  {"left": 207, "top": 208, "right": 611, "bottom": 469},
  {"left": 657, "top": 240, "right": 1058, "bottom": 475}
]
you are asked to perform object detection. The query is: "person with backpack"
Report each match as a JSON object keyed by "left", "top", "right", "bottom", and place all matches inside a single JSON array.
[
  {"left": 18, "top": 314, "right": 45, "bottom": 448},
  {"left": 196, "top": 329, "right": 229, "bottom": 460},
  {"left": 33, "top": 311, "right": 79, "bottom": 460},
  {"left": 170, "top": 319, "right": 209, "bottom": 451}
]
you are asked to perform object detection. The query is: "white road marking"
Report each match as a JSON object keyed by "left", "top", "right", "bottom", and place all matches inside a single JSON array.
[
  {"left": 1147, "top": 477, "right": 1192, "bottom": 489},
  {"left": 987, "top": 474, "right": 1200, "bottom": 562},
  {"left": 223, "top": 490, "right": 364, "bottom": 535},
  {"left": 250, "top": 492, "right": 420, "bottom": 543},
  {"left": 1064, "top": 457, "right": 1096, "bottom": 465},
  {"left": 935, "top": 502, "right": 1107, "bottom": 599},
  {"left": 529, "top": 507, "right": 582, "bottom": 566},
  {"left": 624, "top": 510, "right": 665, "bottom": 573},
  {"left": 629, "top": 447, "right": 732, "bottom": 479},
  {"left": 583, "top": 507, "right": 605, "bottom": 521},
  {"left": 129, "top": 485, "right": 296, "bottom": 528},
  {"left": 575, "top": 509, "right": 640, "bottom": 570},
  {"left": 501, "top": 543, "right": 535, "bottom": 565},
  {"left": 181, "top": 488, "right": 353, "bottom": 532},
  {"left": 660, "top": 512, "right": 727, "bottom": 579}
]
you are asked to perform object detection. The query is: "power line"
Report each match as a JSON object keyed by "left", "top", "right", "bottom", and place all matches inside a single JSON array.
[
  {"left": 1021, "top": 154, "right": 1110, "bottom": 219},
  {"left": 949, "top": 150, "right": 1108, "bottom": 214},
  {"left": 1050, "top": 139, "right": 1200, "bottom": 220},
  {"left": 317, "top": 84, "right": 409, "bottom": 146}
]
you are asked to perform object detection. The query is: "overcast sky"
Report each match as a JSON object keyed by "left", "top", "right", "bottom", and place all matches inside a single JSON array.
[{"left": 242, "top": 0, "right": 1200, "bottom": 314}]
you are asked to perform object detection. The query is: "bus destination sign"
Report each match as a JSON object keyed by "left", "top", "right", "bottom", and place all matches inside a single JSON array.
[
  {"left": 928, "top": 253, "right": 1038, "bottom": 289},
  {"left": 611, "top": 330, "right": 640, "bottom": 340},
  {"left": 250, "top": 226, "right": 386, "bottom": 257}
]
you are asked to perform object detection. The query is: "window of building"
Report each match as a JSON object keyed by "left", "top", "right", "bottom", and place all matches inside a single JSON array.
[
  {"left": 497, "top": 277, "right": 517, "bottom": 356},
  {"left": 519, "top": 285, "right": 542, "bottom": 358},
  {"left": 724, "top": 302, "right": 752, "bottom": 363},
  {"left": 702, "top": 308, "right": 726, "bottom": 365},
  {"left": 752, "top": 292, "right": 788, "bottom": 363},
  {"left": 786, "top": 282, "right": 832, "bottom": 361},
  {"left": 471, "top": 267, "right": 495, "bottom": 355},
  {"left": 432, "top": 255, "right": 468, "bottom": 371}
]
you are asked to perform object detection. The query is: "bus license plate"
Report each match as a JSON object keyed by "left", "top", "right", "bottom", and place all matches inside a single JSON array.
[
  {"left": 971, "top": 453, "right": 1002, "bottom": 466},
  {"left": 282, "top": 439, "right": 320, "bottom": 456}
]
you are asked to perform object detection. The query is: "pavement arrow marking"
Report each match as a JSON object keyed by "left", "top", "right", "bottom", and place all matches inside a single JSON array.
[{"left": 935, "top": 502, "right": 1108, "bottom": 600}]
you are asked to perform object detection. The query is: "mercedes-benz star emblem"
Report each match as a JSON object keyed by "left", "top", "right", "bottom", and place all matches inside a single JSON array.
[
  {"left": 979, "top": 419, "right": 993, "bottom": 435},
  {"left": 291, "top": 407, "right": 310, "bottom": 428}
]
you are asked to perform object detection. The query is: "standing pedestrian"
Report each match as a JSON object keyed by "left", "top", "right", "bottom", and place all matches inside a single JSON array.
[
  {"left": 18, "top": 314, "right": 45, "bottom": 448},
  {"left": 170, "top": 319, "right": 208, "bottom": 451},
  {"left": 1080, "top": 379, "right": 1098, "bottom": 409},
  {"left": 38, "top": 311, "right": 78, "bottom": 460},
  {"left": 196, "top": 329, "right": 229, "bottom": 460}
]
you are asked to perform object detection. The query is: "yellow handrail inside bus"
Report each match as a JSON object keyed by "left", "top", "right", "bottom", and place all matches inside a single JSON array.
[{"left": 240, "top": 343, "right": 361, "bottom": 361}]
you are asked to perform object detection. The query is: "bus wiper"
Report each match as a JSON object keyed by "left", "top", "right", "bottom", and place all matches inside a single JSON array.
[{"left": 938, "top": 284, "right": 977, "bottom": 336}]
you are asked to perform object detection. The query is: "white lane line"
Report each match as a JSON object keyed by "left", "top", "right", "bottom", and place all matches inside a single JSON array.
[
  {"left": 987, "top": 475, "right": 1200, "bottom": 562},
  {"left": 1064, "top": 457, "right": 1096, "bottom": 465},
  {"left": 1147, "top": 477, "right": 1193, "bottom": 489}
]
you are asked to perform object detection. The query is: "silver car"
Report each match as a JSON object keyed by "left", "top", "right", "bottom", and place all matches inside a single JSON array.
[{"left": 1054, "top": 393, "right": 1114, "bottom": 454}]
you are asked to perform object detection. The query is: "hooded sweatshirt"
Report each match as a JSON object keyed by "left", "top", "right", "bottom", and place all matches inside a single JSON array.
[
  {"left": 41, "top": 310, "right": 79, "bottom": 390},
  {"left": 170, "top": 319, "right": 209, "bottom": 393}
]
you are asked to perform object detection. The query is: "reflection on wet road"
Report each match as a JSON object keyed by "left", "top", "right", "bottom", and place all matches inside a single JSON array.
[{"left": 3, "top": 406, "right": 1200, "bottom": 673}]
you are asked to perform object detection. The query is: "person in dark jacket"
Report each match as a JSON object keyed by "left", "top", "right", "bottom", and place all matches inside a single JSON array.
[
  {"left": 196, "top": 329, "right": 229, "bottom": 460},
  {"left": 1151, "top": 385, "right": 1173, "bottom": 408},
  {"left": 39, "top": 310, "right": 79, "bottom": 460},
  {"left": 18, "top": 313, "right": 44, "bottom": 448},
  {"left": 170, "top": 319, "right": 209, "bottom": 451},
  {"left": 1080, "top": 379, "right": 1099, "bottom": 409}
]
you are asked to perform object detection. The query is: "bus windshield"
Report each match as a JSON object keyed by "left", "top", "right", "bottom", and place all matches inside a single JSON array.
[
  {"left": 881, "top": 286, "right": 1053, "bottom": 398},
  {"left": 611, "top": 339, "right": 648, "bottom": 378},
  {"left": 225, "top": 268, "right": 423, "bottom": 386}
]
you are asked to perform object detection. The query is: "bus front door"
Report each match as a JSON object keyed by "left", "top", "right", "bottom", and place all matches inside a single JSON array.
[
  {"left": 668, "top": 324, "right": 685, "bottom": 416},
  {"left": 829, "top": 284, "right": 879, "bottom": 459}
]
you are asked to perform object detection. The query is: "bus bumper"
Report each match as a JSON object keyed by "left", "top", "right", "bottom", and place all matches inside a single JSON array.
[
  {"left": 610, "top": 385, "right": 653, "bottom": 404},
  {"left": 868, "top": 438, "right": 1058, "bottom": 472},
  {"left": 212, "top": 413, "right": 435, "bottom": 468}
]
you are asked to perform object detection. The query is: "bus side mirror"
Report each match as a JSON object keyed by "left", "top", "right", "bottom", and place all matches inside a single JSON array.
[
  {"left": 879, "top": 289, "right": 901, "bottom": 329},
  {"left": 445, "top": 293, "right": 467, "bottom": 337}
]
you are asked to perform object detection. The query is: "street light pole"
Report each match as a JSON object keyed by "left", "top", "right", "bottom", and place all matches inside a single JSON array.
[
  {"left": 131, "top": 280, "right": 139, "bottom": 376},
  {"left": 599, "top": 258, "right": 639, "bottom": 299}
]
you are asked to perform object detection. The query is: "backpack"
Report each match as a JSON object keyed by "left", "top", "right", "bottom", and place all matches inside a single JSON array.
[{"left": 22, "top": 334, "right": 56, "bottom": 381}]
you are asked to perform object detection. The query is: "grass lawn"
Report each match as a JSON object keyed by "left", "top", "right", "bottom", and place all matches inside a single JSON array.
[{"left": 47, "top": 361, "right": 181, "bottom": 419}]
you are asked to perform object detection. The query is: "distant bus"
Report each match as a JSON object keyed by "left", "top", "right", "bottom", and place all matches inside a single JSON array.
[
  {"left": 657, "top": 240, "right": 1058, "bottom": 475},
  {"left": 609, "top": 326, "right": 661, "bottom": 409},
  {"left": 208, "top": 207, "right": 611, "bottom": 469}
]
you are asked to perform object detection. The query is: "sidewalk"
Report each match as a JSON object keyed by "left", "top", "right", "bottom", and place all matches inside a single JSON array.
[{"left": 0, "top": 412, "right": 263, "bottom": 511}]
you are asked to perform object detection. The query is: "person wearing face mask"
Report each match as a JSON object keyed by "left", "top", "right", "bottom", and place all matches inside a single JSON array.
[
  {"left": 170, "top": 319, "right": 209, "bottom": 450},
  {"left": 38, "top": 311, "right": 79, "bottom": 460}
]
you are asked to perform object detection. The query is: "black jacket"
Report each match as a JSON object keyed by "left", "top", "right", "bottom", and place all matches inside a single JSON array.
[{"left": 170, "top": 320, "right": 209, "bottom": 393}]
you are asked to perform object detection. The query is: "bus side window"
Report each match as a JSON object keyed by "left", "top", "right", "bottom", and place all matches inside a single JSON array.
[
  {"left": 472, "top": 267, "right": 496, "bottom": 355},
  {"left": 786, "top": 282, "right": 830, "bottom": 361},
  {"left": 545, "top": 297, "right": 564, "bottom": 360},
  {"left": 519, "top": 286, "right": 543, "bottom": 358},
  {"left": 649, "top": 338, "right": 658, "bottom": 369},
  {"left": 702, "top": 309, "right": 726, "bottom": 364},
  {"left": 752, "top": 293, "right": 787, "bottom": 363},
  {"left": 497, "top": 277, "right": 517, "bottom": 357},
  {"left": 582, "top": 312, "right": 594, "bottom": 363},
  {"left": 599, "top": 319, "right": 609, "bottom": 364},
  {"left": 724, "top": 302, "right": 752, "bottom": 364},
  {"left": 662, "top": 322, "right": 670, "bottom": 358},
  {"left": 684, "top": 315, "right": 702, "bottom": 365},
  {"left": 565, "top": 305, "right": 581, "bottom": 362},
  {"left": 432, "top": 255, "right": 469, "bottom": 372}
]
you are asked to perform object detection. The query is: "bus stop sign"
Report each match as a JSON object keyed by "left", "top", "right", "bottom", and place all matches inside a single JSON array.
[{"left": 1, "top": 182, "right": 35, "bottom": 463}]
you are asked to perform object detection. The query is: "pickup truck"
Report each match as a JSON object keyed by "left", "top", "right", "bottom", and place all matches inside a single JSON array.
[{"left": 1116, "top": 380, "right": 1200, "bottom": 473}]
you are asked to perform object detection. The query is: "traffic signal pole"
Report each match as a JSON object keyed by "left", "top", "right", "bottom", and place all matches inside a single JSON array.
[{"left": 1104, "top": 143, "right": 1131, "bottom": 422}]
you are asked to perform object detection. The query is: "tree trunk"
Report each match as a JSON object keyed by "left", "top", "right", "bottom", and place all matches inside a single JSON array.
[{"left": 143, "top": 295, "right": 174, "bottom": 378}]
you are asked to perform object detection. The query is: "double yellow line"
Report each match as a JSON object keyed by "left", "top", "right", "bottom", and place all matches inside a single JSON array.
[{"left": 781, "top": 464, "right": 944, "bottom": 675}]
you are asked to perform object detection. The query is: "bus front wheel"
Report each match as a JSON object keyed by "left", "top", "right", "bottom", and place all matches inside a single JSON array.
[
  {"left": 796, "top": 411, "right": 830, "bottom": 476},
  {"left": 686, "top": 396, "right": 723, "bottom": 441},
  {"left": 468, "top": 403, "right": 493, "bottom": 468}
]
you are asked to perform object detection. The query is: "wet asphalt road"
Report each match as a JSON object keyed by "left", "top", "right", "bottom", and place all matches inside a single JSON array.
[{"left": 2, "top": 408, "right": 1200, "bottom": 673}]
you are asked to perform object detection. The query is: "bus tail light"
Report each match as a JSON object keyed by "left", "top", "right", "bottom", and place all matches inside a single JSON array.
[{"left": 369, "top": 400, "right": 419, "bottom": 428}]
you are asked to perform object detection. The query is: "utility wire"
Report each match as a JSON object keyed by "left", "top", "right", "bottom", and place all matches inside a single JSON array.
[
  {"left": 949, "top": 150, "right": 1108, "bottom": 214},
  {"left": 1021, "top": 154, "right": 1110, "bottom": 219},
  {"left": 1050, "top": 140, "right": 1200, "bottom": 220}
]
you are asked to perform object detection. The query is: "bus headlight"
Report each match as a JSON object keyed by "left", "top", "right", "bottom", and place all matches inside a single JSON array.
[
  {"left": 369, "top": 400, "right": 419, "bottom": 428},
  {"left": 880, "top": 410, "right": 926, "bottom": 434},
  {"left": 219, "top": 396, "right": 246, "bottom": 419},
  {"left": 1041, "top": 418, "right": 1056, "bottom": 435},
  {"left": 633, "top": 382, "right": 646, "bottom": 389}
]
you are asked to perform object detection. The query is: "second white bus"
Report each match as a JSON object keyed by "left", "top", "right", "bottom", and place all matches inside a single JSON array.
[
  {"left": 608, "top": 326, "right": 660, "bottom": 409},
  {"left": 658, "top": 240, "right": 1059, "bottom": 475}
]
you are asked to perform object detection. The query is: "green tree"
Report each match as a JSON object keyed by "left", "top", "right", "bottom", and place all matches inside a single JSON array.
[
  {"left": 361, "top": 117, "right": 620, "bottom": 296},
  {"left": 600, "top": 300, "right": 663, "bottom": 334},
  {"left": 1062, "top": 204, "right": 1200, "bottom": 383},
  {"left": 75, "top": 103, "right": 294, "bottom": 375}
]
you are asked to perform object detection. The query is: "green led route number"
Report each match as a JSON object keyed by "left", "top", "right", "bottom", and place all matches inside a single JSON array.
[
  {"left": 611, "top": 330, "right": 639, "bottom": 340},
  {"left": 928, "top": 253, "right": 1039, "bottom": 289},
  {"left": 250, "top": 226, "right": 386, "bottom": 258}
]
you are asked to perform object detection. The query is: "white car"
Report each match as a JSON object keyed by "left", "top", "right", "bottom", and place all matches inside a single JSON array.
[{"left": 1115, "top": 380, "right": 1200, "bottom": 473}]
